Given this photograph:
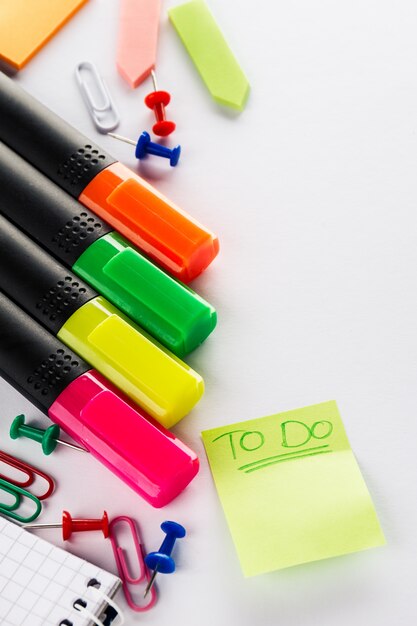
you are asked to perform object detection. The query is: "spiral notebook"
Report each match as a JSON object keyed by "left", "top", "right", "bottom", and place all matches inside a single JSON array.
[{"left": 0, "top": 516, "right": 121, "bottom": 626}]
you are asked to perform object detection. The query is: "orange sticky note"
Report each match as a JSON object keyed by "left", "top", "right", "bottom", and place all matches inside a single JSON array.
[{"left": 0, "top": 0, "right": 89, "bottom": 71}]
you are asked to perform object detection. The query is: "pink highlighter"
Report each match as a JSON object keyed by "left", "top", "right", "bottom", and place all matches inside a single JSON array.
[{"left": 0, "top": 291, "right": 199, "bottom": 507}]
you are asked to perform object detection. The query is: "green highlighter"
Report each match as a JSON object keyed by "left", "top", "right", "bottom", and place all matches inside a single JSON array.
[{"left": 0, "top": 142, "right": 216, "bottom": 357}]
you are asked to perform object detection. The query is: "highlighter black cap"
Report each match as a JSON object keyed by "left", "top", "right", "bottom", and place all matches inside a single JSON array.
[
  {"left": 0, "top": 141, "right": 113, "bottom": 266},
  {"left": 0, "top": 214, "right": 205, "bottom": 429},
  {"left": 0, "top": 73, "right": 115, "bottom": 198},
  {"left": 0, "top": 142, "right": 217, "bottom": 359},
  {"left": 0, "top": 289, "right": 201, "bottom": 507},
  {"left": 0, "top": 73, "right": 219, "bottom": 283},
  {"left": 0, "top": 214, "right": 97, "bottom": 334},
  {"left": 0, "top": 290, "right": 90, "bottom": 413}
]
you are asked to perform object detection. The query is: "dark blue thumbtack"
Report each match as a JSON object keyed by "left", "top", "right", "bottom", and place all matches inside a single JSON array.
[
  {"left": 108, "top": 131, "right": 181, "bottom": 167},
  {"left": 143, "top": 520, "right": 186, "bottom": 596},
  {"left": 135, "top": 131, "right": 181, "bottom": 166}
]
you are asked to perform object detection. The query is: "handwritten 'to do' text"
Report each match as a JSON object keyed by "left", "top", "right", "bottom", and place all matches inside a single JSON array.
[{"left": 212, "top": 419, "right": 334, "bottom": 473}]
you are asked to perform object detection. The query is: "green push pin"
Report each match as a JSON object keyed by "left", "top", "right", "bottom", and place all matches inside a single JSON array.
[{"left": 10, "top": 415, "right": 87, "bottom": 456}]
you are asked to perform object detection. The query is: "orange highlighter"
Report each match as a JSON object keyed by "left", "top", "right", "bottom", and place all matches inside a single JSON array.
[{"left": 0, "top": 72, "right": 219, "bottom": 282}]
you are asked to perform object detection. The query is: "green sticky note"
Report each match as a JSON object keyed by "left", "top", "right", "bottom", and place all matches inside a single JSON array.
[
  {"left": 202, "top": 401, "right": 385, "bottom": 577},
  {"left": 169, "top": 0, "right": 250, "bottom": 111}
]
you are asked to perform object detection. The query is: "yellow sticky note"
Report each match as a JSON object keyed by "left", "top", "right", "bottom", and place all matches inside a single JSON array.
[{"left": 202, "top": 401, "right": 385, "bottom": 577}]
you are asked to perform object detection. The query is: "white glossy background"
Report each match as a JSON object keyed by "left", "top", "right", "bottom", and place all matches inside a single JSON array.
[{"left": 1, "top": 0, "right": 416, "bottom": 623}]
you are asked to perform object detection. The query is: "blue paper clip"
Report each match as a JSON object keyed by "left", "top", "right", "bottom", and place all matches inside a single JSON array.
[{"left": 75, "top": 61, "right": 120, "bottom": 133}]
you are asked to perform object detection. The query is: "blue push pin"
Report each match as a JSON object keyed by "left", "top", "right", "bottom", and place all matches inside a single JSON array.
[
  {"left": 108, "top": 131, "right": 181, "bottom": 167},
  {"left": 144, "top": 521, "right": 186, "bottom": 597}
]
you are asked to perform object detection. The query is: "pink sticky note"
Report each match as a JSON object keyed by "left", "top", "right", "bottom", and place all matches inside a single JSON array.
[{"left": 116, "top": 0, "right": 161, "bottom": 88}]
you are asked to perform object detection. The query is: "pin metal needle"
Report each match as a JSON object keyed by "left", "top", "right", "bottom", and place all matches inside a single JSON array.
[
  {"left": 107, "top": 132, "right": 137, "bottom": 146},
  {"left": 55, "top": 438, "right": 88, "bottom": 452},
  {"left": 151, "top": 70, "right": 158, "bottom": 92},
  {"left": 144, "top": 565, "right": 158, "bottom": 597}
]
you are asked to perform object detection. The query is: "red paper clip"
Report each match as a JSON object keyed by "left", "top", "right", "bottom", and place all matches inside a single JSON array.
[
  {"left": 109, "top": 516, "right": 157, "bottom": 611},
  {"left": 0, "top": 450, "right": 55, "bottom": 500}
]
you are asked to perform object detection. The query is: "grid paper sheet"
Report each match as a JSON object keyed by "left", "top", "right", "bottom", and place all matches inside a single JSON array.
[{"left": 0, "top": 516, "right": 120, "bottom": 626}]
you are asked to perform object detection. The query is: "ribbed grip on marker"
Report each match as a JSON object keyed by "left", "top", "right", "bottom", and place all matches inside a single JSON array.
[
  {"left": 0, "top": 142, "right": 113, "bottom": 266},
  {"left": 0, "top": 72, "right": 116, "bottom": 197},
  {"left": 0, "top": 215, "right": 97, "bottom": 334},
  {"left": 0, "top": 291, "right": 90, "bottom": 412}
]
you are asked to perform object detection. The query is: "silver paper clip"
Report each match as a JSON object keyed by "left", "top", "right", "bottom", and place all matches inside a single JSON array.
[{"left": 75, "top": 62, "right": 120, "bottom": 133}]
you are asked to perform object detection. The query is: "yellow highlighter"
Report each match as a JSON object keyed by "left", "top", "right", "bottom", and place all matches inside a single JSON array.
[
  {"left": 59, "top": 298, "right": 204, "bottom": 426},
  {"left": 0, "top": 215, "right": 203, "bottom": 428}
]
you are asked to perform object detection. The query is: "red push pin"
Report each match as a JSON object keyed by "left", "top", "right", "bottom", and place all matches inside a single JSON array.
[
  {"left": 144, "top": 71, "right": 176, "bottom": 137},
  {"left": 24, "top": 510, "right": 109, "bottom": 541}
]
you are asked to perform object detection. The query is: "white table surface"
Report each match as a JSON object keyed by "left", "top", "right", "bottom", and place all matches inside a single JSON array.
[{"left": 1, "top": 0, "right": 417, "bottom": 623}]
